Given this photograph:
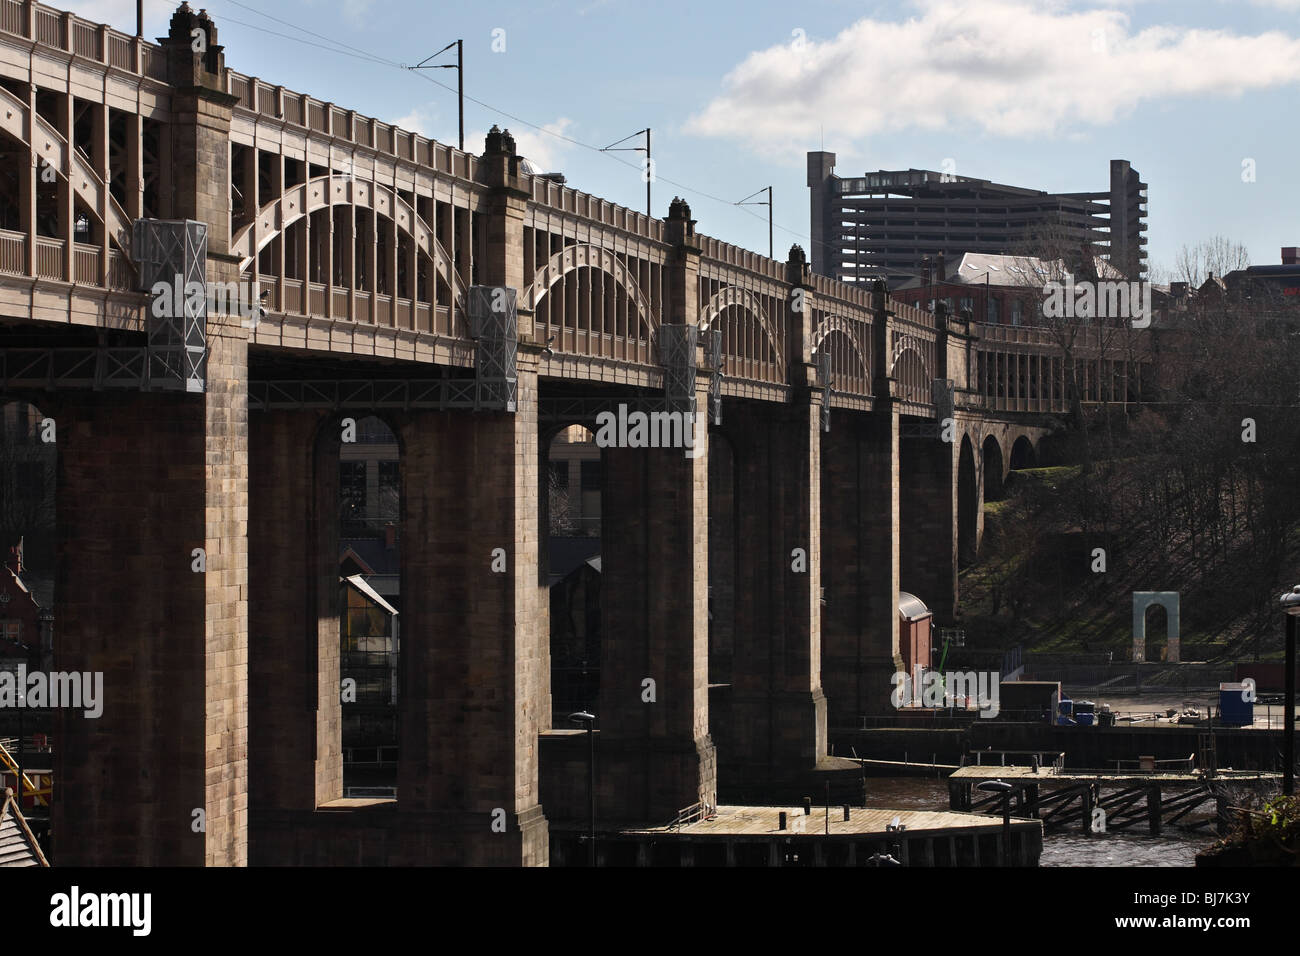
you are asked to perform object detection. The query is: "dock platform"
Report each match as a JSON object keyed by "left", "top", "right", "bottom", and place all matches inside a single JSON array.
[
  {"left": 550, "top": 804, "right": 1043, "bottom": 867},
  {"left": 948, "top": 766, "right": 1280, "bottom": 835}
]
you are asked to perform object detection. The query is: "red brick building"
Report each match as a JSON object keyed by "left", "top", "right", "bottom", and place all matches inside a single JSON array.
[{"left": 0, "top": 540, "right": 48, "bottom": 668}]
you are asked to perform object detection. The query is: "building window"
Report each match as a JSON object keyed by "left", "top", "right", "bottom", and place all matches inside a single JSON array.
[
  {"left": 1, "top": 620, "right": 19, "bottom": 645},
  {"left": 376, "top": 460, "right": 399, "bottom": 521},
  {"left": 340, "top": 461, "right": 367, "bottom": 522},
  {"left": 1011, "top": 299, "right": 1023, "bottom": 327}
]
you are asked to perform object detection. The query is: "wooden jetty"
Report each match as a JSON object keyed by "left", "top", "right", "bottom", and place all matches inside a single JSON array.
[
  {"left": 549, "top": 803, "right": 1043, "bottom": 866},
  {"left": 855, "top": 757, "right": 960, "bottom": 776},
  {"left": 949, "top": 766, "right": 1280, "bottom": 835}
]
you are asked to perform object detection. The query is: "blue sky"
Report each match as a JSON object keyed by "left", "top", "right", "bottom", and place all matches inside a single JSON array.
[{"left": 75, "top": 0, "right": 1300, "bottom": 276}]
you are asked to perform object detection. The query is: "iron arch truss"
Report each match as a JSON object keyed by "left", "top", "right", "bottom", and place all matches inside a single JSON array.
[
  {"left": 697, "top": 285, "right": 785, "bottom": 373},
  {"left": 229, "top": 174, "right": 465, "bottom": 306},
  {"left": 811, "top": 315, "right": 871, "bottom": 389},
  {"left": 521, "top": 242, "right": 657, "bottom": 335},
  {"left": 0, "top": 84, "right": 134, "bottom": 260}
]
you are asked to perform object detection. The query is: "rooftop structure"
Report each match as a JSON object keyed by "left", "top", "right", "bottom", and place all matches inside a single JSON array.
[{"left": 808, "top": 153, "right": 1148, "bottom": 285}]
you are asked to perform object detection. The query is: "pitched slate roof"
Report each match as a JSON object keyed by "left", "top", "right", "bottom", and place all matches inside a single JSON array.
[{"left": 0, "top": 788, "right": 48, "bottom": 867}]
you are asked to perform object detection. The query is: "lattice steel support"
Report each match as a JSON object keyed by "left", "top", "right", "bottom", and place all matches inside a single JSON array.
[
  {"left": 132, "top": 218, "right": 208, "bottom": 393},
  {"left": 468, "top": 285, "right": 518, "bottom": 412},
  {"left": 705, "top": 327, "right": 722, "bottom": 425},
  {"left": 933, "top": 377, "right": 955, "bottom": 422},
  {"left": 659, "top": 324, "right": 698, "bottom": 416}
]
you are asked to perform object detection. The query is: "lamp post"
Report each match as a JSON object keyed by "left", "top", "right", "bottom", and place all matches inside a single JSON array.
[
  {"left": 1280, "top": 586, "right": 1300, "bottom": 795},
  {"left": 977, "top": 779, "right": 1014, "bottom": 857},
  {"left": 569, "top": 710, "right": 597, "bottom": 865}
]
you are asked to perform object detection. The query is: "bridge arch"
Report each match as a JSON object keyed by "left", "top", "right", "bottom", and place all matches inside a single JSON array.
[
  {"left": 229, "top": 174, "right": 465, "bottom": 305},
  {"left": 698, "top": 285, "right": 785, "bottom": 372},
  {"left": 982, "top": 433, "right": 1005, "bottom": 502},
  {"left": 811, "top": 316, "right": 870, "bottom": 390},
  {"left": 0, "top": 85, "right": 133, "bottom": 260},
  {"left": 888, "top": 334, "right": 930, "bottom": 378},
  {"left": 958, "top": 433, "right": 978, "bottom": 566},
  {"left": 1009, "top": 434, "right": 1037, "bottom": 471},
  {"left": 889, "top": 334, "right": 931, "bottom": 404},
  {"left": 523, "top": 243, "right": 657, "bottom": 339}
]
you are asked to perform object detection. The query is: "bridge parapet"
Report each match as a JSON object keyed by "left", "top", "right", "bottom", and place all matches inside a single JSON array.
[
  {"left": 224, "top": 70, "right": 482, "bottom": 183},
  {"left": 0, "top": 0, "right": 168, "bottom": 79},
  {"left": 530, "top": 177, "right": 662, "bottom": 243}
]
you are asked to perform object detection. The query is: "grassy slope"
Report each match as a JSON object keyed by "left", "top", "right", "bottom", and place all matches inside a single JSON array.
[{"left": 956, "top": 463, "right": 1297, "bottom": 664}]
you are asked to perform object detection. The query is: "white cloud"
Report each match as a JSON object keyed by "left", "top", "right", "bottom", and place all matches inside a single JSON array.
[
  {"left": 59, "top": 0, "right": 151, "bottom": 31},
  {"left": 467, "top": 118, "right": 575, "bottom": 171},
  {"left": 686, "top": 0, "right": 1300, "bottom": 155},
  {"left": 302, "top": 0, "right": 376, "bottom": 27},
  {"left": 390, "top": 107, "right": 440, "bottom": 138}
]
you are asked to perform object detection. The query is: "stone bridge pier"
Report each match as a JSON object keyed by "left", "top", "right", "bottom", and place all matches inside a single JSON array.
[
  {"left": 710, "top": 393, "right": 830, "bottom": 801},
  {"left": 820, "top": 399, "right": 905, "bottom": 728},
  {"left": 900, "top": 430, "right": 959, "bottom": 622},
  {"left": 596, "top": 384, "right": 717, "bottom": 824}
]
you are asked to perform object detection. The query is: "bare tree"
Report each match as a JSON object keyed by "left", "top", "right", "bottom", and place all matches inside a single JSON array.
[
  {"left": 1174, "top": 236, "right": 1251, "bottom": 287},
  {"left": 547, "top": 464, "right": 576, "bottom": 536}
]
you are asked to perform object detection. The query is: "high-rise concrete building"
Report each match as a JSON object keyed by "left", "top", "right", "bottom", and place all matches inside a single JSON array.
[{"left": 807, "top": 152, "right": 1148, "bottom": 285}]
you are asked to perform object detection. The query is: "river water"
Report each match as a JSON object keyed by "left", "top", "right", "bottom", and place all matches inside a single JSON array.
[{"left": 864, "top": 776, "right": 1218, "bottom": 866}]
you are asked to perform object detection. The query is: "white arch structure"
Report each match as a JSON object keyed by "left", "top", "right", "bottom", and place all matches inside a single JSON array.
[
  {"left": 0, "top": 84, "right": 133, "bottom": 260},
  {"left": 229, "top": 174, "right": 465, "bottom": 307},
  {"left": 521, "top": 243, "right": 656, "bottom": 335},
  {"left": 698, "top": 285, "right": 784, "bottom": 371}
]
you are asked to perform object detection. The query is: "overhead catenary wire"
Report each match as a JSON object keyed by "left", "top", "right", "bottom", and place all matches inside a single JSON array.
[{"left": 210, "top": 0, "right": 823, "bottom": 257}]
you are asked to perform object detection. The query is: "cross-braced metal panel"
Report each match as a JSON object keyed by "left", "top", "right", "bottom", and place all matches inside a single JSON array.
[
  {"left": 132, "top": 218, "right": 207, "bottom": 393},
  {"left": 933, "top": 378, "right": 955, "bottom": 420},
  {"left": 658, "top": 323, "right": 697, "bottom": 415},
  {"left": 705, "top": 327, "right": 722, "bottom": 424},
  {"left": 468, "top": 285, "right": 518, "bottom": 412},
  {"left": 0, "top": 347, "right": 151, "bottom": 390},
  {"left": 247, "top": 377, "right": 479, "bottom": 411}
]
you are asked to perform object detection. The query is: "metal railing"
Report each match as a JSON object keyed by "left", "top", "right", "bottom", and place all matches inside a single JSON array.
[{"left": 0, "top": 737, "right": 51, "bottom": 806}]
